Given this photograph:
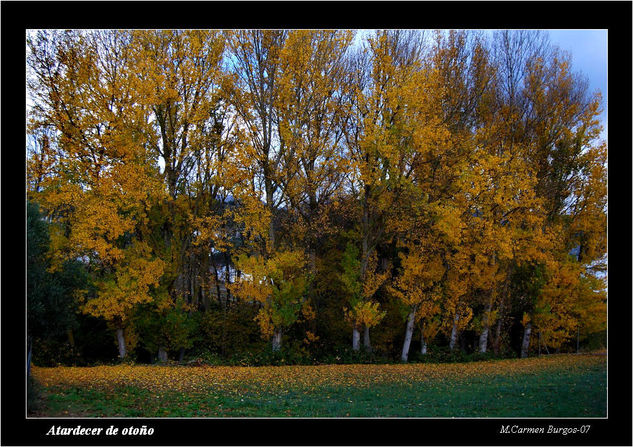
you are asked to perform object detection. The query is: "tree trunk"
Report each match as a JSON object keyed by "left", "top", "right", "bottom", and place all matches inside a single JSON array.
[
  {"left": 576, "top": 326, "right": 580, "bottom": 353},
  {"left": 493, "top": 307, "right": 503, "bottom": 355},
  {"left": 493, "top": 274, "right": 510, "bottom": 355},
  {"left": 211, "top": 256, "right": 223, "bottom": 304},
  {"left": 520, "top": 321, "right": 532, "bottom": 358},
  {"left": 449, "top": 313, "right": 460, "bottom": 351},
  {"left": 67, "top": 328, "right": 75, "bottom": 348},
  {"left": 401, "top": 308, "right": 416, "bottom": 362},
  {"left": 363, "top": 326, "right": 372, "bottom": 352},
  {"left": 221, "top": 302, "right": 228, "bottom": 357},
  {"left": 269, "top": 219, "right": 275, "bottom": 253},
  {"left": 352, "top": 327, "right": 360, "bottom": 351},
  {"left": 224, "top": 253, "right": 233, "bottom": 302},
  {"left": 158, "top": 346, "right": 168, "bottom": 363},
  {"left": 478, "top": 302, "right": 492, "bottom": 353},
  {"left": 479, "top": 325, "right": 489, "bottom": 353},
  {"left": 265, "top": 175, "right": 276, "bottom": 253},
  {"left": 116, "top": 327, "right": 126, "bottom": 359},
  {"left": 189, "top": 259, "right": 198, "bottom": 309},
  {"left": 272, "top": 329, "right": 282, "bottom": 352},
  {"left": 420, "top": 331, "right": 427, "bottom": 355},
  {"left": 178, "top": 347, "right": 185, "bottom": 362},
  {"left": 358, "top": 195, "right": 372, "bottom": 355},
  {"left": 200, "top": 280, "right": 208, "bottom": 311}
]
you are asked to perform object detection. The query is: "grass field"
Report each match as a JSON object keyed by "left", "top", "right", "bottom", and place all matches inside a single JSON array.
[{"left": 30, "top": 353, "right": 606, "bottom": 418}]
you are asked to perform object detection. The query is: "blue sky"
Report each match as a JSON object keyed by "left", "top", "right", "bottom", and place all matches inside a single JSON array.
[
  {"left": 548, "top": 29, "right": 607, "bottom": 138},
  {"left": 548, "top": 29, "right": 607, "bottom": 100}
]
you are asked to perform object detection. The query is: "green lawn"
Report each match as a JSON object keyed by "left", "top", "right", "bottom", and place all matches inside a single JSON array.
[{"left": 31, "top": 354, "right": 606, "bottom": 417}]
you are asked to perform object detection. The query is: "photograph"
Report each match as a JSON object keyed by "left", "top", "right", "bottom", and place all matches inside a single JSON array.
[
  {"left": 6, "top": 2, "right": 629, "bottom": 444},
  {"left": 26, "top": 27, "right": 607, "bottom": 419}
]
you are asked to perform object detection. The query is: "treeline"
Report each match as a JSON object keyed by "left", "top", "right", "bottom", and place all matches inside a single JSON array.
[{"left": 27, "top": 29, "right": 606, "bottom": 366}]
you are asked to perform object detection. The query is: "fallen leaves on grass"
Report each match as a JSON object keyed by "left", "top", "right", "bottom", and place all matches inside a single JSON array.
[{"left": 32, "top": 354, "right": 605, "bottom": 397}]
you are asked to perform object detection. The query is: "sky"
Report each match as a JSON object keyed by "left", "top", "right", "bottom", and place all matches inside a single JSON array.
[{"left": 547, "top": 29, "right": 607, "bottom": 138}]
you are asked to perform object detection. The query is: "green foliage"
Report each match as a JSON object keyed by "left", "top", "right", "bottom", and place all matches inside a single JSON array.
[
  {"left": 339, "top": 242, "right": 362, "bottom": 303},
  {"left": 510, "top": 262, "right": 547, "bottom": 315},
  {"left": 270, "top": 275, "right": 308, "bottom": 328},
  {"left": 134, "top": 301, "right": 198, "bottom": 356},
  {"left": 32, "top": 338, "right": 76, "bottom": 367},
  {"left": 582, "top": 330, "right": 606, "bottom": 352},
  {"left": 28, "top": 200, "right": 95, "bottom": 365},
  {"left": 195, "top": 304, "right": 262, "bottom": 355}
]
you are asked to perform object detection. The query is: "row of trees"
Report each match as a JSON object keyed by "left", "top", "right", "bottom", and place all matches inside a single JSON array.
[{"left": 27, "top": 29, "right": 606, "bottom": 365}]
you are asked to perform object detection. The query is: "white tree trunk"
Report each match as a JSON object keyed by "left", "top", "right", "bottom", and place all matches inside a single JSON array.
[
  {"left": 520, "top": 322, "right": 532, "bottom": 358},
  {"left": 272, "top": 329, "right": 282, "bottom": 352},
  {"left": 363, "top": 326, "right": 371, "bottom": 352},
  {"left": 479, "top": 303, "right": 492, "bottom": 353},
  {"left": 449, "top": 313, "right": 460, "bottom": 351},
  {"left": 479, "top": 326, "right": 489, "bottom": 353},
  {"left": 116, "top": 328, "right": 126, "bottom": 359},
  {"left": 352, "top": 327, "right": 360, "bottom": 351},
  {"left": 420, "top": 332, "right": 427, "bottom": 355},
  {"left": 158, "top": 346, "right": 168, "bottom": 363},
  {"left": 401, "top": 309, "right": 416, "bottom": 362}
]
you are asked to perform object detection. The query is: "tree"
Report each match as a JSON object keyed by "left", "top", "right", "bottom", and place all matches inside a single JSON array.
[
  {"left": 389, "top": 30, "right": 495, "bottom": 354},
  {"left": 509, "top": 262, "right": 547, "bottom": 358},
  {"left": 340, "top": 242, "right": 387, "bottom": 351},
  {"left": 226, "top": 30, "right": 288, "bottom": 256},
  {"left": 134, "top": 298, "right": 197, "bottom": 362},
  {"left": 502, "top": 36, "right": 605, "bottom": 357},
  {"left": 27, "top": 30, "right": 165, "bottom": 359},
  {"left": 388, "top": 244, "right": 444, "bottom": 362},
  {"left": 129, "top": 30, "right": 234, "bottom": 360},
  {"left": 275, "top": 30, "right": 354, "bottom": 271},
  {"left": 342, "top": 30, "right": 427, "bottom": 351},
  {"left": 230, "top": 250, "right": 309, "bottom": 351}
]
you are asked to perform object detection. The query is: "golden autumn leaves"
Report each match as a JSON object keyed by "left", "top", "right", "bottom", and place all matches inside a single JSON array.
[{"left": 32, "top": 354, "right": 606, "bottom": 395}]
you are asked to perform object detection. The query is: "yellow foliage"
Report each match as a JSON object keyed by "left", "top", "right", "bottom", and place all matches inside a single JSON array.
[
  {"left": 344, "top": 300, "right": 386, "bottom": 329},
  {"left": 388, "top": 245, "right": 444, "bottom": 312},
  {"left": 82, "top": 242, "right": 165, "bottom": 322}
]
